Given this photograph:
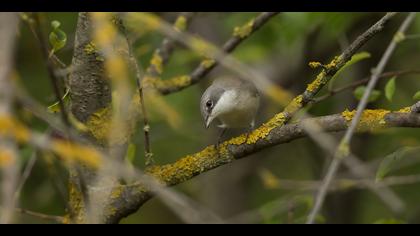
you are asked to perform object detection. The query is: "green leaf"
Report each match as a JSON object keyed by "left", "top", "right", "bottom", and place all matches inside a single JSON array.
[
  {"left": 385, "top": 76, "right": 396, "bottom": 102},
  {"left": 49, "top": 20, "right": 67, "bottom": 56},
  {"left": 47, "top": 89, "right": 70, "bottom": 113},
  {"left": 376, "top": 146, "right": 420, "bottom": 181},
  {"left": 328, "top": 51, "right": 371, "bottom": 91},
  {"left": 413, "top": 91, "right": 420, "bottom": 100},
  {"left": 353, "top": 86, "right": 381, "bottom": 102}
]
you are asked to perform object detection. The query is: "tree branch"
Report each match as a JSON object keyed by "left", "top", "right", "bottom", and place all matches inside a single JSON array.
[
  {"left": 307, "top": 12, "right": 415, "bottom": 224},
  {"left": 144, "top": 12, "right": 194, "bottom": 80},
  {"left": 100, "top": 12, "right": 400, "bottom": 223},
  {"left": 154, "top": 12, "right": 280, "bottom": 94},
  {"left": 32, "top": 13, "right": 70, "bottom": 127},
  {"left": 104, "top": 107, "right": 420, "bottom": 223},
  {"left": 121, "top": 13, "right": 194, "bottom": 166},
  {"left": 313, "top": 70, "right": 420, "bottom": 104}
]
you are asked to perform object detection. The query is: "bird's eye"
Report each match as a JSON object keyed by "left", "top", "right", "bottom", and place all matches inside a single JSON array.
[{"left": 206, "top": 100, "right": 213, "bottom": 108}]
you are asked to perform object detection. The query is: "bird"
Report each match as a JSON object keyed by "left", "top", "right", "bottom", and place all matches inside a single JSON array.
[{"left": 200, "top": 76, "right": 260, "bottom": 146}]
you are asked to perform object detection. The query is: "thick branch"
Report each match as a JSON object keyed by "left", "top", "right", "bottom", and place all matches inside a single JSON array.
[
  {"left": 69, "top": 12, "right": 110, "bottom": 123},
  {"left": 104, "top": 108, "right": 420, "bottom": 223}
]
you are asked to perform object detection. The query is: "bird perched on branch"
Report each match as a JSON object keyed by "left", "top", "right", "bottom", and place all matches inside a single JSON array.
[{"left": 200, "top": 76, "right": 260, "bottom": 146}]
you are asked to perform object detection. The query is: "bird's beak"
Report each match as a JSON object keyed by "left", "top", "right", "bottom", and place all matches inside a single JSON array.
[{"left": 205, "top": 114, "right": 213, "bottom": 129}]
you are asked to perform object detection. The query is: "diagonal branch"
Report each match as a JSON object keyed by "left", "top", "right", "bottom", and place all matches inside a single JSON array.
[
  {"left": 145, "top": 12, "right": 194, "bottom": 80},
  {"left": 154, "top": 12, "right": 280, "bottom": 94},
  {"left": 102, "top": 106, "right": 420, "bottom": 223},
  {"left": 307, "top": 12, "right": 416, "bottom": 224},
  {"left": 102, "top": 12, "right": 399, "bottom": 223}
]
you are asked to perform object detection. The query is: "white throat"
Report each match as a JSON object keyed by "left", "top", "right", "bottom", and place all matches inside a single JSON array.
[{"left": 211, "top": 90, "right": 238, "bottom": 119}]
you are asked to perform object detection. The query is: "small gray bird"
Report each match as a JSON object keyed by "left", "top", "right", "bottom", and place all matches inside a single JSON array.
[{"left": 200, "top": 76, "right": 260, "bottom": 143}]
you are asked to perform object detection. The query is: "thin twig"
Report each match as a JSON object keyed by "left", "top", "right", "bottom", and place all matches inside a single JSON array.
[
  {"left": 404, "top": 33, "right": 420, "bottom": 40},
  {"left": 230, "top": 173, "right": 420, "bottom": 223},
  {"left": 262, "top": 174, "right": 420, "bottom": 192},
  {"left": 30, "top": 14, "right": 70, "bottom": 127},
  {"left": 313, "top": 70, "right": 420, "bottom": 103},
  {"left": 20, "top": 13, "right": 67, "bottom": 69},
  {"left": 307, "top": 12, "right": 416, "bottom": 224},
  {"left": 145, "top": 12, "right": 194, "bottom": 79},
  {"left": 118, "top": 19, "right": 154, "bottom": 166},
  {"left": 13, "top": 151, "right": 37, "bottom": 201},
  {"left": 15, "top": 208, "right": 64, "bottom": 223},
  {"left": 121, "top": 13, "right": 194, "bottom": 166},
  {"left": 300, "top": 114, "right": 404, "bottom": 214}
]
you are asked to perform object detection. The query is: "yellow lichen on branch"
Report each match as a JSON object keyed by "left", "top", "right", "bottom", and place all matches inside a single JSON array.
[
  {"left": 86, "top": 95, "right": 141, "bottom": 146},
  {"left": 247, "top": 112, "right": 287, "bottom": 144},
  {"left": 306, "top": 56, "right": 342, "bottom": 93},
  {"left": 154, "top": 75, "right": 192, "bottom": 91},
  {"left": 146, "top": 145, "right": 222, "bottom": 185},
  {"left": 84, "top": 42, "right": 97, "bottom": 55},
  {"left": 51, "top": 140, "right": 102, "bottom": 168},
  {"left": 284, "top": 95, "right": 304, "bottom": 115},
  {"left": 306, "top": 71, "right": 326, "bottom": 93},
  {"left": 148, "top": 52, "right": 163, "bottom": 75},
  {"left": 341, "top": 109, "right": 391, "bottom": 131},
  {"left": 85, "top": 106, "right": 113, "bottom": 144},
  {"left": 227, "top": 112, "right": 288, "bottom": 146},
  {"left": 308, "top": 61, "right": 322, "bottom": 69},
  {"left": 67, "top": 180, "right": 86, "bottom": 223},
  {"left": 200, "top": 58, "right": 216, "bottom": 69},
  {"left": 233, "top": 18, "right": 255, "bottom": 38},
  {"left": 398, "top": 106, "right": 411, "bottom": 113}
]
